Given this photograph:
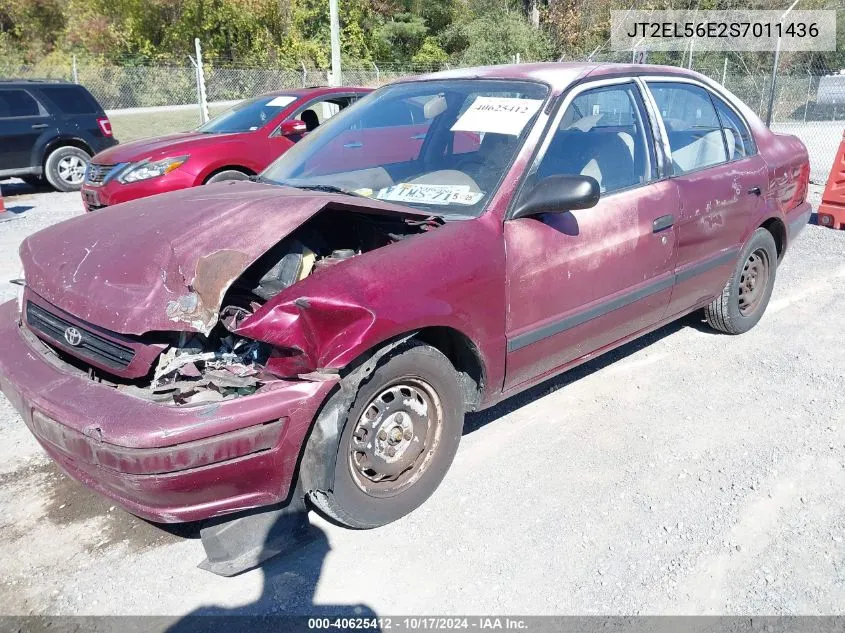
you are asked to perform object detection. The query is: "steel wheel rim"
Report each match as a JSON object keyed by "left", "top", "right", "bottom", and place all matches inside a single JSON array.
[
  {"left": 348, "top": 378, "right": 444, "bottom": 498},
  {"left": 57, "top": 155, "right": 87, "bottom": 184},
  {"left": 738, "top": 247, "right": 770, "bottom": 316}
]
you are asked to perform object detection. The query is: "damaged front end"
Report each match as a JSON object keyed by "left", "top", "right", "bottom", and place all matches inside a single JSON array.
[
  {"left": 21, "top": 196, "right": 439, "bottom": 406},
  {"left": 135, "top": 333, "right": 270, "bottom": 405}
]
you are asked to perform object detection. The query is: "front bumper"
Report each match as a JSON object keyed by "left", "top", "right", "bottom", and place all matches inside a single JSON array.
[
  {"left": 81, "top": 169, "right": 197, "bottom": 211},
  {"left": 0, "top": 300, "right": 337, "bottom": 523}
]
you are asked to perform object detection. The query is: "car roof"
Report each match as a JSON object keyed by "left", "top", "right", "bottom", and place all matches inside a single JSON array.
[
  {"left": 0, "top": 79, "right": 81, "bottom": 88},
  {"left": 412, "top": 62, "right": 708, "bottom": 91},
  {"left": 259, "top": 85, "right": 372, "bottom": 99}
]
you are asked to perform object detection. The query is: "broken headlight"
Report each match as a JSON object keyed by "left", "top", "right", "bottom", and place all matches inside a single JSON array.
[{"left": 119, "top": 156, "right": 189, "bottom": 183}]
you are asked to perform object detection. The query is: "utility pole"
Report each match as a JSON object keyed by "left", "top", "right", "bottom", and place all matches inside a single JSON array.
[
  {"left": 766, "top": 0, "right": 802, "bottom": 127},
  {"left": 329, "top": 0, "right": 342, "bottom": 87},
  {"left": 195, "top": 38, "right": 209, "bottom": 124}
]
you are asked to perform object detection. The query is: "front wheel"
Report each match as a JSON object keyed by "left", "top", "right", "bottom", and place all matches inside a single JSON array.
[
  {"left": 205, "top": 170, "right": 250, "bottom": 184},
  {"left": 301, "top": 342, "right": 464, "bottom": 529},
  {"left": 44, "top": 146, "right": 90, "bottom": 192},
  {"left": 704, "top": 228, "right": 778, "bottom": 334}
]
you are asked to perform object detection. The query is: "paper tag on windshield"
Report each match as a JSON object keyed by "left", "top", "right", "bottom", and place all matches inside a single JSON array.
[
  {"left": 266, "top": 96, "right": 297, "bottom": 107},
  {"left": 451, "top": 97, "right": 543, "bottom": 136},
  {"left": 376, "top": 183, "right": 484, "bottom": 206}
]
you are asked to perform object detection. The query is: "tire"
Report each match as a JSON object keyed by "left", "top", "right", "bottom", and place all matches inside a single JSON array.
[
  {"left": 301, "top": 342, "right": 464, "bottom": 529},
  {"left": 205, "top": 170, "right": 250, "bottom": 184},
  {"left": 44, "top": 146, "right": 90, "bottom": 192},
  {"left": 704, "top": 228, "right": 778, "bottom": 334}
]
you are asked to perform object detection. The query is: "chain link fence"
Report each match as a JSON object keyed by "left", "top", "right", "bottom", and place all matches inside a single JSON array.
[{"left": 3, "top": 55, "right": 843, "bottom": 182}]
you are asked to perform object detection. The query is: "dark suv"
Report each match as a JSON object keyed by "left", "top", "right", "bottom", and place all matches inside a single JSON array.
[{"left": 0, "top": 79, "right": 117, "bottom": 192}]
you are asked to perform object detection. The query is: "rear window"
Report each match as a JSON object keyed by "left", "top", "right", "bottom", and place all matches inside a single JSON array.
[
  {"left": 41, "top": 86, "right": 102, "bottom": 114},
  {"left": 0, "top": 89, "right": 41, "bottom": 118}
]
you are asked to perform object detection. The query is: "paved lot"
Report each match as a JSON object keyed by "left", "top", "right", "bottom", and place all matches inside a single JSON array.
[{"left": 0, "top": 180, "right": 843, "bottom": 620}]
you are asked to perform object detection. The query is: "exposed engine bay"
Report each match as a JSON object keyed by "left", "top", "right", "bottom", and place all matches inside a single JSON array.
[
  {"left": 106, "top": 210, "right": 440, "bottom": 405},
  {"left": 224, "top": 209, "right": 438, "bottom": 309}
]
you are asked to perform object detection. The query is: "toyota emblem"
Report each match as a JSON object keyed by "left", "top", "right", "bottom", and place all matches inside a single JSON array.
[{"left": 64, "top": 326, "right": 83, "bottom": 347}]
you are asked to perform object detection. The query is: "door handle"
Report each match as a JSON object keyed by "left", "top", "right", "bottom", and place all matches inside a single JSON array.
[
  {"left": 343, "top": 141, "right": 363, "bottom": 149},
  {"left": 652, "top": 214, "right": 674, "bottom": 233},
  {"left": 410, "top": 133, "right": 426, "bottom": 140},
  {"left": 748, "top": 186, "right": 762, "bottom": 196},
  {"left": 31, "top": 124, "right": 48, "bottom": 129}
]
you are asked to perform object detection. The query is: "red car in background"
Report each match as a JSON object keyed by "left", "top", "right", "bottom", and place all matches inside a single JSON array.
[{"left": 80, "top": 86, "right": 370, "bottom": 211}]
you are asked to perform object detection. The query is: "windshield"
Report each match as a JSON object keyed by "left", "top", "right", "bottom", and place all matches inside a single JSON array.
[
  {"left": 197, "top": 94, "right": 298, "bottom": 133},
  {"left": 262, "top": 79, "right": 549, "bottom": 217}
]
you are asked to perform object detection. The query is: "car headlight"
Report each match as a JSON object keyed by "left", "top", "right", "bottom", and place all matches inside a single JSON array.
[{"left": 119, "top": 156, "right": 189, "bottom": 184}]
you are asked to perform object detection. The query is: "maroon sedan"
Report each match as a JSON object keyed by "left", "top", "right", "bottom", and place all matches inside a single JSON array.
[
  {"left": 1, "top": 63, "right": 811, "bottom": 529},
  {"left": 79, "top": 86, "right": 370, "bottom": 211}
]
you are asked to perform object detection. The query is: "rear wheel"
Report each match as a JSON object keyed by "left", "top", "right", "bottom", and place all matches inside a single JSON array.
[
  {"left": 205, "top": 169, "right": 250, "bottom": 184},
  {"left": 301, "top": 342, "right": 464, "bottom": 529},
  {"left": 44, "top": 146, "right": 90, "bottom": 192},
  {"left": 704, "top": 228, "right": 777, "bottom": 334}
]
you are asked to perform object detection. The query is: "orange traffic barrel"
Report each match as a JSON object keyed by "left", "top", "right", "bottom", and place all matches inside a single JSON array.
[{"left": 818, "top": 130, "right": 845, "bottom": 230}]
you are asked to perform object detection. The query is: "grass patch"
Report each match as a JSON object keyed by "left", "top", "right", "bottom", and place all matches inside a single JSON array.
[{"left": 109, "top": 106, "right": 230, "bottom": 142}]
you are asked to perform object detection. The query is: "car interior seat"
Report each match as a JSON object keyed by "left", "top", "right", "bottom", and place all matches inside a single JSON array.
[
  {"left": 579, "top": 131, "right": 637, "bottom": 193},
  {"left": 670, "top": 129, "right": 726, "bottom": 174}
]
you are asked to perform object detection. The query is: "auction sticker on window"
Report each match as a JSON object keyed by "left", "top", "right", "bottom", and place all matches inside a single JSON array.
[
  {"left": 451, "top": 96, "right": 543, "bottom": 136},
  {"left": 266, "top": 95, "right": 297, "bottom": 107},
  {"left": 376, "top": 183, "right": 484, "bottom": 206}
]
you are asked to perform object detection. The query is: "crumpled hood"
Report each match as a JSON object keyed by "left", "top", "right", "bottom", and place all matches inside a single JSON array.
[
  {"left": 92, "top": 132, "right": 237, "bottom": 164},
  {"left": 20, "top": 181, "right": 419, "bottom": 335}
]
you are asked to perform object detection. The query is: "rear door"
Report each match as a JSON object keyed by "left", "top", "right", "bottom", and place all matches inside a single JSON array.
[
  {"left": 643, "top": 80, "right": 767, "bottom": 316},
  {"left": 503, "top": 79, "right": 679, "bottom": 390},
  {"left": 37, "top": 85, "right": 108, "bottom": 148},
  {"left": 317, "top": 98, "right": 430, "bottom": 173},
  {"left": 0, "top": 88, "right": 55, "bottom": 171}
]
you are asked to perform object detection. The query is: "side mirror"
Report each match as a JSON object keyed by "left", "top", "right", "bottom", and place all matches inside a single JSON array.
[
  {"left": 278, "top": 119, "right": 307, "bottom": 136},
  {"left": 511, "top": 175, "right": 600, "bottom": 220}
]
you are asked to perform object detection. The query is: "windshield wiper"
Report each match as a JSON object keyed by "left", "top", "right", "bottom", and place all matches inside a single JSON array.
[{"left": 288, "top": 184, "right": 365, "bottom": 197}]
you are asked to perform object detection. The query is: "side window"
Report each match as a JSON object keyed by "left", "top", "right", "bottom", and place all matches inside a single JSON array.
[
  {"left": 0, "top": 89, "right": 42, "bottom": 118},
  {"left": 647, "top": 82, "right": 727, "bottom": 174},
  {"left": 295, "top": 98, "right": 350, "bottom": 131},
  {"left": 534, "top": 83, "right": 654, "bottom": 195},
  {"left": 711, "top": 94, "right": 754, "bottom": 160},
  {"left": 42, "top": 86, "right": 99, "bottom": 114}
]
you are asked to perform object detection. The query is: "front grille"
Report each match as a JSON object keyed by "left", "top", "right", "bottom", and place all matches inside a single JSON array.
[
  {"left": 26, "top": 302, "right": 135, "bottom": 371},
  {"left": 84, "top": 163, "right": 116, "bottom": 186}
]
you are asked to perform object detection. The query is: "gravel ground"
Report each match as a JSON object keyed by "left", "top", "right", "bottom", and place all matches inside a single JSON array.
[{"left": 0, "top": 179, "right": 843, "bottom": 619}]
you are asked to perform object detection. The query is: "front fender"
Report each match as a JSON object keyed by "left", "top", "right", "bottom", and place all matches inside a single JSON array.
[{"left": 233, "top": 214, "right": 507, "bottom": 398}]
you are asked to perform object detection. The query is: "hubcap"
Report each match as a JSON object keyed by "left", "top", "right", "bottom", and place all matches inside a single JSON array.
[
  {"left": 349, "top": 379, "right": 443, "bottom": 497},
  {"left": 57, "top": 155, "right": 87, "bottom": 185},
  {"left": 738, "top": 248, "right": 770, "bottom": 316}
]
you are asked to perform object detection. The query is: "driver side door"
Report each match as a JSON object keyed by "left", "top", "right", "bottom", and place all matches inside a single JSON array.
[{"left": 503, "top": 79, "right": 680, "bottom": 391}]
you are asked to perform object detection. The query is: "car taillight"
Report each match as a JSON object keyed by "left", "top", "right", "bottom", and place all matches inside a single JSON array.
[{"left": 97, "top": 117, "right": 113, "bottom": 137}]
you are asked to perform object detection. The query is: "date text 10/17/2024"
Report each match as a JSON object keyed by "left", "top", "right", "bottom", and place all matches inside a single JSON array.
[{"left": 307, "top": 617, "right": 529, "bottom": 630}]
